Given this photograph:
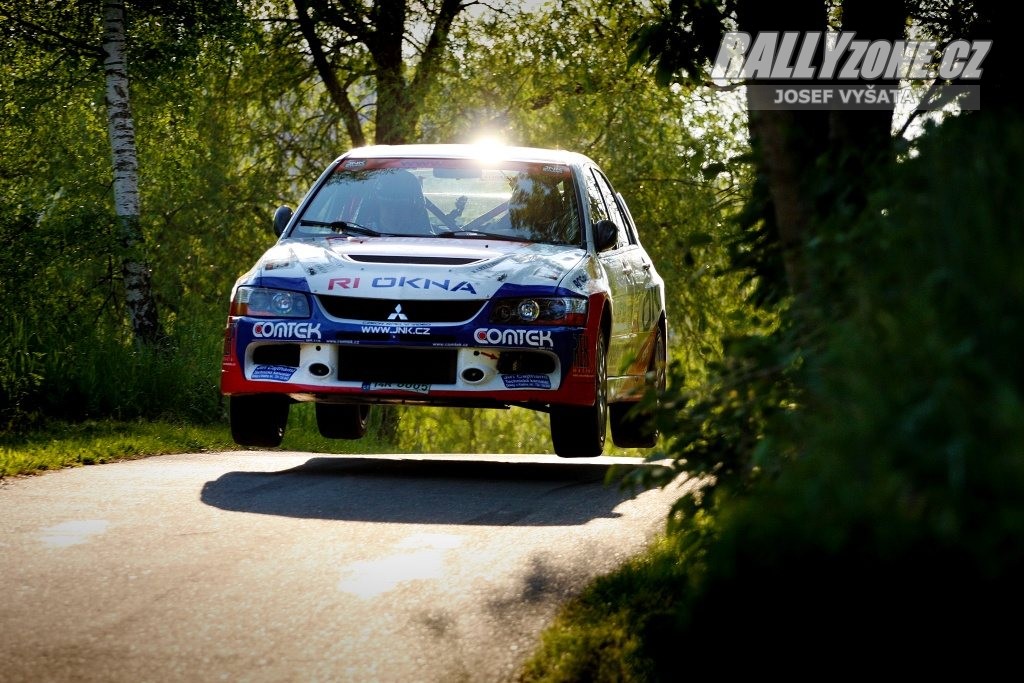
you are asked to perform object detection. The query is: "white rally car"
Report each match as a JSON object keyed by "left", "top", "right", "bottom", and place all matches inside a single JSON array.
[{"left": 220, "top": 144, "right": 667, "bottom": 457}]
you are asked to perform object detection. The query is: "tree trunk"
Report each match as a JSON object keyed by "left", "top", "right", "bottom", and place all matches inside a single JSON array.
[
  {"left": 826, "top": 0, "right": 906, "bottom": 204},
  {"left": 103, "top": 0, "right": 162, "bottom": 344},
  {"left": 293, "top": 0, "right": 367, "bottom": 148},
  {"left": 737, "top": 0, "right": 830, "bottom": 300},
  {"left": 369, "top": 0, "right": 412, "bottom": 144}
]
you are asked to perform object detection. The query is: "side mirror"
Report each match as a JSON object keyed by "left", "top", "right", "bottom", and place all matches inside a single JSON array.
[
  {"left": 593, "top": 219, "right": 618, "bottom": 252},
  {"left": 273, "top": 205, "right": 293, "bottom": 237}
]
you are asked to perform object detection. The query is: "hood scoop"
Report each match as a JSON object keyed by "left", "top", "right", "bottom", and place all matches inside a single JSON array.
[{"left": 347, "top": 254, "right": 482, "bottom": 266}]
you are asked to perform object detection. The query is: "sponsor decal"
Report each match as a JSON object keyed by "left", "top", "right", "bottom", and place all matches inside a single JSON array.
[
  {"left": 712, "top": 31, "right": 990, "bottom": 111},
  {"left": 252, "top": 321, "right": 322, "bottom": 340},
  {"left": 344, "top": 159, "right": 367, "bottom": 169},
  {"left": 501, "top": 374, "right": 552, "bottom": 390},
  {"left": 360, "top": 324, "right": 430, "bottom": 335},
  {"left": 571, "top": 273, "right": 588, "bottom": 290},
  {"left": 252, "top": 364, "right": 298, "bottom": 381},
  {"left": 371, "top": 276, "right": 477, "bottom": 294},
  {"left": 263, "top": 260, "right": 295, "bottom": 271},
  {"left": 328, "top": 277, "right": 361, "bottom": 290},
  {"left": 474, "top": 328, "right": 553, "bottom": 348},
  {"left": 327, "top": 275, "right": 477, "bottom": 294},
  {"left": 573, "top": 331, "right": 591, "bottom": 369},
  {"left": 360, "top": 381, "right": 430, "bottom": 394},
  {"left": 469, "top": 256, "right": 509, "bottom": 273}
]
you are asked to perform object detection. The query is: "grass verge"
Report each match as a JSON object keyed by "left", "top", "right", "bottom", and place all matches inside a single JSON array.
[
  {"left": 0, "top": 419, "right": 237, "bottom": 478},
  {"left": 516, "top": 535, "right": 690, "bottom": 683},
  {"left": 0, "top": 404, "right": 394, "bottom": 479}
]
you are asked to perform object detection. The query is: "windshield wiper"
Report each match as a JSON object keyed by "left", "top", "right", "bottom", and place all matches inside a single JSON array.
[
  {"left": 299, "top": 219, "right": 382, "bottom": 237},
  {"left": 434, "top": 230, "right": 531, "bottom": 243}
]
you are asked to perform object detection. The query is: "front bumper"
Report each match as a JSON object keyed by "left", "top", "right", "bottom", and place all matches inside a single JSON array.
[{"left": 220, "top": 296, "right": 602, "bottom": 409}]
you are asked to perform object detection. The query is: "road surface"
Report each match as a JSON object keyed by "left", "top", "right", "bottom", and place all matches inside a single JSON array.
[{"left": 0, "top": 451, "right": 685, "bottom": 682}]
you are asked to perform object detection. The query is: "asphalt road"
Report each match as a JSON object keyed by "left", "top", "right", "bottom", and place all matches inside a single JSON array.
[{"left": 0, "top": 451, "right": 685, "bottom": 683}]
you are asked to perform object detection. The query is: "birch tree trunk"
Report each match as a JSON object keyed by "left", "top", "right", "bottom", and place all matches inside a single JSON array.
[{"left": 103, "top": 0, "right": 162, "bottom": 344}]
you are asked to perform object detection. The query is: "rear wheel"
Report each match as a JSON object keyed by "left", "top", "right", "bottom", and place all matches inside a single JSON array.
[
  {"left": 550, "top": 333, "right": 607, "bottom": 457},
  {"left": 229, "top": 395, "right": 289, "bottom": 448},
  {"left": 315, "top": 403, "right": 371, "bottom": 440},
  {"left": 610, "top": 325, "right": 666, "bottom": 448}
]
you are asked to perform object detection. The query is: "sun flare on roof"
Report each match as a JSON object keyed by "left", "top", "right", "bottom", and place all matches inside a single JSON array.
[{"left": 468, "top": 135, "right": 506, "bottom": 163}]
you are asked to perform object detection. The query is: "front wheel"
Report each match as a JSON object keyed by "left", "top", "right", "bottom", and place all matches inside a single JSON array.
[
  {"left": 550, "top": 333, "right": 607, "bottom": 457},
  {"left": 315, "top": 403, "right": 371, "bottom": 440},
  {"left": 229, "top": 395, "right": 289, "bottom": 448}
]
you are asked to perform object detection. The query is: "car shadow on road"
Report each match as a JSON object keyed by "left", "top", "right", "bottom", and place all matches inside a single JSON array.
[{"left": 200, "top": 456, "right": 669, "bottom": 526}]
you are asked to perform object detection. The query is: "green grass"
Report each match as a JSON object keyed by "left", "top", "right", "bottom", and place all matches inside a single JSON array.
[
  {"left": 0, "top": 400, "right": 652, "bottom": 480},
  {"left": 0, "top": 403, "right": 396, "bottom": 479},
  {"left": 278, "top": 403, "right": 393, "bottom": 454},
  {"left": 0, "top": 419, "right": 237, "bottom": 477},
  {"left": 516, "top": 535, "right": 691, "bottom": 683}
]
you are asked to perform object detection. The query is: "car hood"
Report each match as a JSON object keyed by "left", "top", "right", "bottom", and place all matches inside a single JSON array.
[{"left": 245, "top": 235, "right": 590, "bottom": 299}]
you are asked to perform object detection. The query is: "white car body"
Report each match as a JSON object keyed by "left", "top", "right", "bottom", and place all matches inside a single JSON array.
[{"left": 221, "top": 144, "right": 667, "bottom": 456}]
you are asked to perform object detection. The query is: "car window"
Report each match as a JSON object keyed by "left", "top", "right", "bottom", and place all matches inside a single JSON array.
[
  {"left": 292, "top": 158, "right": 582, "bottom": 247},
  {"left": 592, "top": 170, "right": 630, "bottom": 250},
  {"left": 615, "top": 191, "right": 640, "bottom": 246},
  {"left": 583, "top": 168, "right": 610, "bottom": 226}
]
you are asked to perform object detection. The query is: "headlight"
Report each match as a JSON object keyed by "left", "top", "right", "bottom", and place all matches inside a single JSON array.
[
  {"left": 490, "top": 297, "right": 587, "bottom": 326},
  {"left": 230, "top": 286, "right": 311, "bottom": 318}
]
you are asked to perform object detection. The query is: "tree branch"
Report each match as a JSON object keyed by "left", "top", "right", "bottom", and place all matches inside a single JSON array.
[
  {"left": 0, "top": 9, "right": 103, "bottom": 59},
  {"left": 292, "top": 0, "right": 366, "bottom": 147},
  {"left": 409, "top": 0, "right": 464, "bottom": 98}
]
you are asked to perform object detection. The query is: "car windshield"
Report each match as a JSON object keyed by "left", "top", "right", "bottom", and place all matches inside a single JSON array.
[{"left": 290, "top": 158, "right": 582, "bottom": 247}]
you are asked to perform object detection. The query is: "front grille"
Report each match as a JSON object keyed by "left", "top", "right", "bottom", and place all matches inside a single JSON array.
[
  {"left": 318, "top": 296, "right": 484, "bottom": 323},
  {"left": 337, "top": 347, "right": 458, "bottom": 384}
]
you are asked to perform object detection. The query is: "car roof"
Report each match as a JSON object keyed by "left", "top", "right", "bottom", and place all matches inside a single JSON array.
[{"left": 340, "top": 143, "right": 596, "bottom": 167}]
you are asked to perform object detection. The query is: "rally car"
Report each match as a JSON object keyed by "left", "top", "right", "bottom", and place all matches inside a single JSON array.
[{"left": 220, "top": 144, "right": 667, "bottom": 457}]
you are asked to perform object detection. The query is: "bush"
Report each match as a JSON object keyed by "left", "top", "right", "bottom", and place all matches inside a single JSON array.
[{"left": 642, "top": 111, "right": 1024, "bottom": 675}]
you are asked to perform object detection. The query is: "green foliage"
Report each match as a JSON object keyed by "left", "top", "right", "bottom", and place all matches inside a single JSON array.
[
  {"left": 624, "top": 310, "right": 801, "bottom": 525},
  {"left": 395, "top": 406, "right": 652, "bottom": 456},
  {"left": 0, "top": 14, "right": 300, "bottom": 432},
  {"left": 397, "top": 407, "right": 553, "bottom": 454},
  {"left": 0, "top": 0, "right": 246, "bottom": 76},
  {"left": 265, "top": 403, "right": 389, "bottom": 454},
  {"left": 618, "top": 111, "right": 1024, "bottom": 674},
  {"left": 517, "top": 533, "right": 700, "bottom": 683},
  {"left": 628, "top": 0, "right": 732, "bottom": 87}
]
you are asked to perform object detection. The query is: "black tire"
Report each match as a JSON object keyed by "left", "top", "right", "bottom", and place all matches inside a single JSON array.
[
  {"left": 229, "top": 395, "right": 289, "bottom": 448},
  {"left": 315, "top": 403, "right": 371, "bottom": 440},
  {"left": 550, "top": 333, "right": 607, "bottom": 457},
  {"left": 610, "top": 325, "right": 666, "bottom": 449}
]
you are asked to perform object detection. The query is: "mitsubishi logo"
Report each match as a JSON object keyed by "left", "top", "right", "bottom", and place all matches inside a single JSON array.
[{"left": 387, "top": 304, "right": 408, "bottom": 321}]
